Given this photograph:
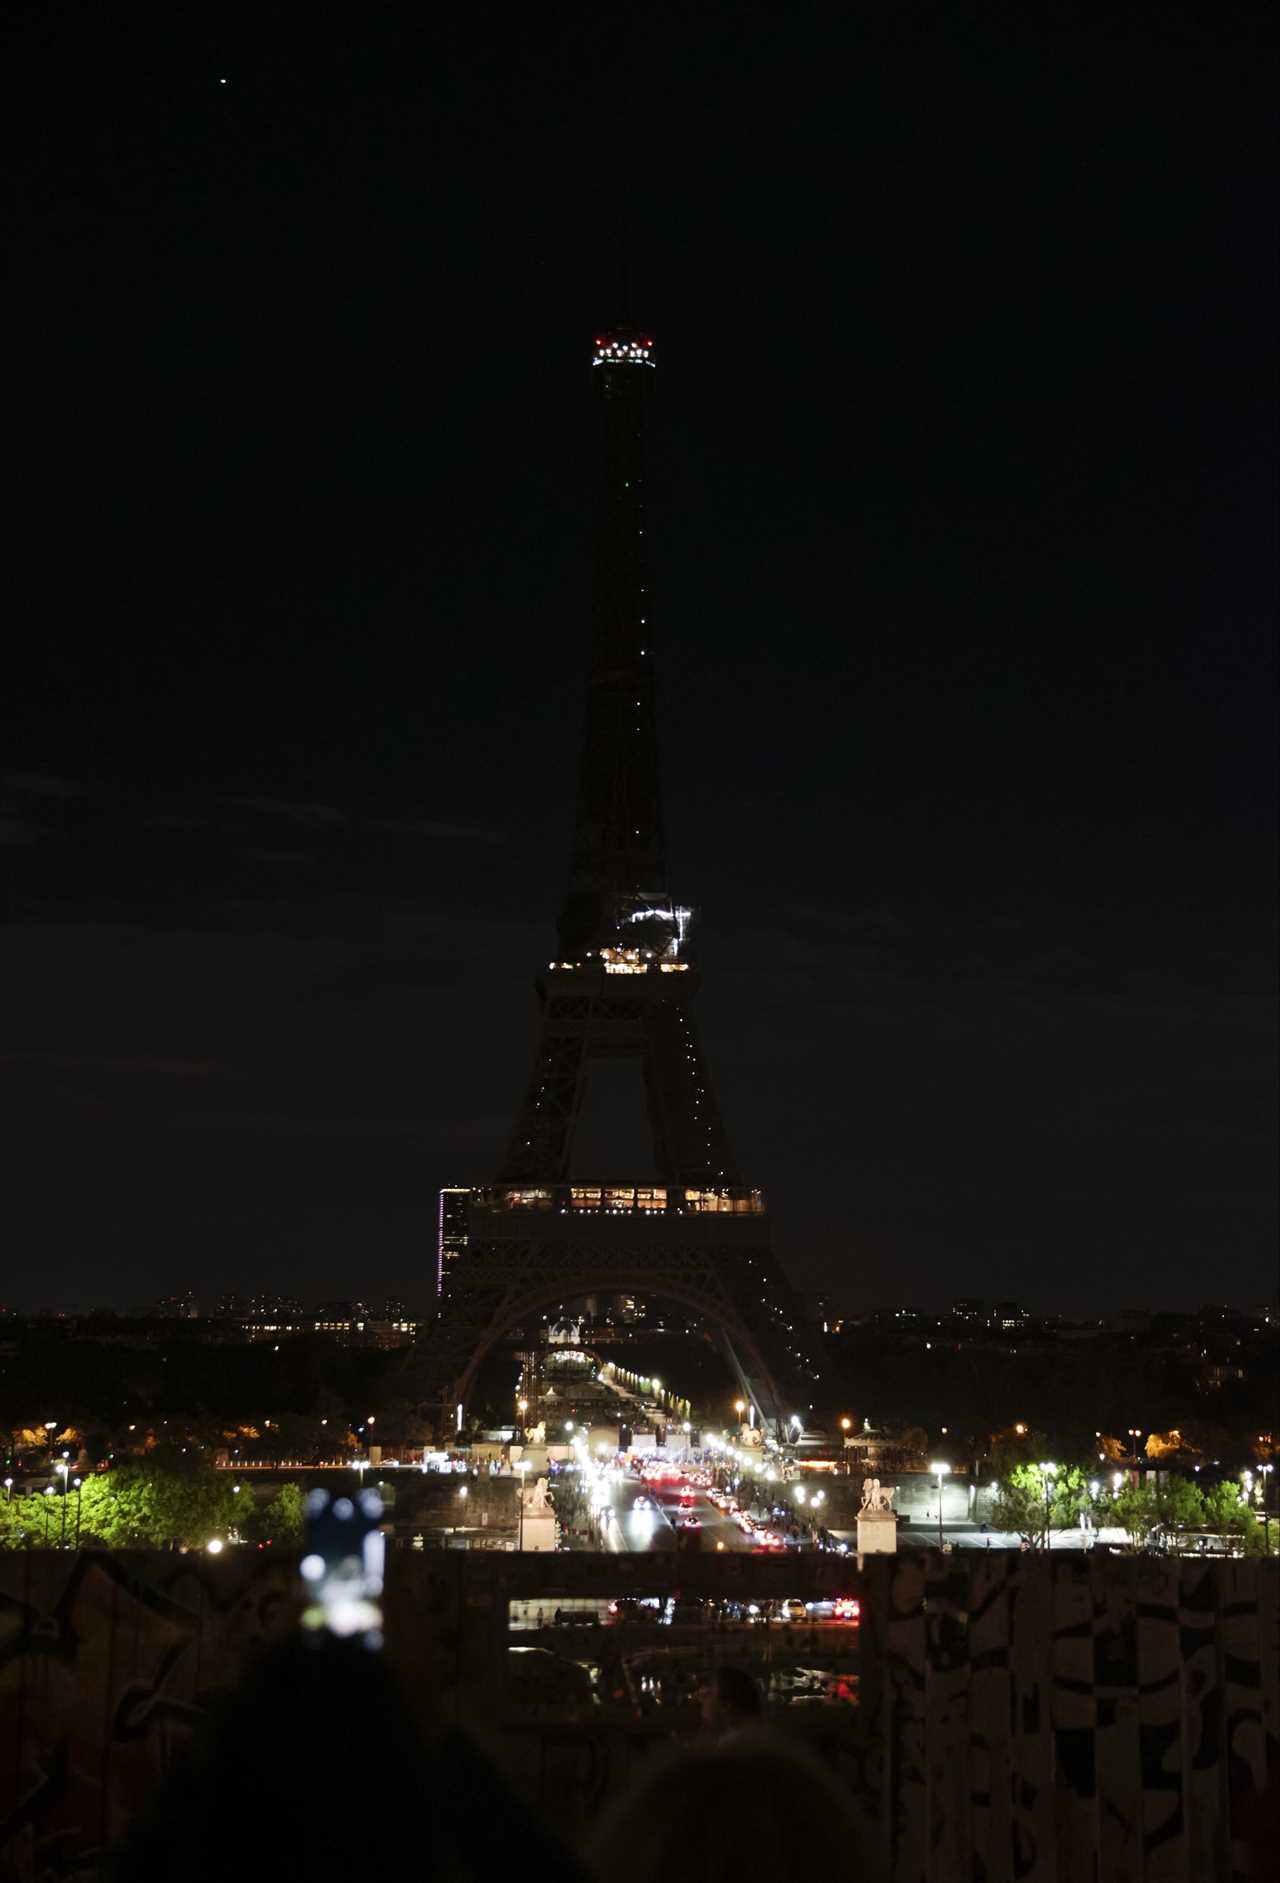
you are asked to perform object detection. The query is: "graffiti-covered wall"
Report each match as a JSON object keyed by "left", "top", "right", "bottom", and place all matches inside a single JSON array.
[{"left": 1, "top": 1548, "right": 1276, "bottom": 1879}]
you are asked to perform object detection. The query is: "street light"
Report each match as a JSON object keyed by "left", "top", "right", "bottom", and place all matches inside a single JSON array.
[
  {"left": 1038, "top": 1463, "right": 1057, "bottom": 1550},
  {"left": 931, "top": 1462, "right": 950, "bottom": 1550},
  {"left": 1259, "top": 1464, "right": 1274, "bottom": 1554},
  {"left": 55, "top": 1461, "right": 69, "bottom": 1548},
  {"left": 73, "top": 1478, "right": 83, "bottom": 1548},
  {"left": 3, "top": 1478, "right": 12, "bottom": 1502},
  {"left": 516, "top": 1460, "right": 530, "bottom": 1550}
]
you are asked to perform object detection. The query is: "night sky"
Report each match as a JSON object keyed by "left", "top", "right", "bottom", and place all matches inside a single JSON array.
[{"left": 5, "top": 9, "right": 1275, "bottom": 1316}]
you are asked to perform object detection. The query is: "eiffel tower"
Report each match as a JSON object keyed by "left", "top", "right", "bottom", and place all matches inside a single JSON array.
[{"left": 421, "top": 315, "right": 813, "bottom": 1438}]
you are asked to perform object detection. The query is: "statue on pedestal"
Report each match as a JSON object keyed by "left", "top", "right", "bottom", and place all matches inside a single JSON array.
[
  {"left": 857, "top": 1477, "right": 898, "bottom": 1555},
  {"left": 523, "top": 1476, "right": 552, "bottom": 1514},
  {"left": 859, "top": 1477, "right": 895, "bottom": 1513}
]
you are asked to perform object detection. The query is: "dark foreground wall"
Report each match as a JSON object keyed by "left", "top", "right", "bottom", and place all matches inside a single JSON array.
[{"left": 1, "top": 1547, "right": 1276, "bottom": 1879}]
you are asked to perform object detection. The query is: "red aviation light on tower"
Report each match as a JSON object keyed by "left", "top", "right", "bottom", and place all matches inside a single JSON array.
[{"left": 593, "top": 323, "right": 656, "bottom": 370}]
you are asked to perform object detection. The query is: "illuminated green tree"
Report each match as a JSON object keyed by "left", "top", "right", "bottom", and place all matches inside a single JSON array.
[
  {"left": 0, "top": 1490, "right": 53, "bottom": 1548},
  {"left": 74, "top": 1451, "right": 241, "bottom": 1549},
  {"left": 76, "top": 1469, "right": 159, "bottom": 1546},
  {"left": 239, "top": 1480, "right": 306, "bottom": 1545},
  {"left": 1105, "top": 1476, "right": 1204, "bottom": 1551},
  {"left": 1201, "top": 1480, "right": 1265, "bottom": 1554},
  {"left": 990, "top": 1464, "right": 1093, "bottom": 1546}
]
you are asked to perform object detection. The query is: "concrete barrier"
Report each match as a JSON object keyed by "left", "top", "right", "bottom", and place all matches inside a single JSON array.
[{"left": 0, "top": 1547, "right": 1275, "bottom": 1877}]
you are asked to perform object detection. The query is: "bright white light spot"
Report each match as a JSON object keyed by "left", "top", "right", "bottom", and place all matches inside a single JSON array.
[{"left": 300, "top": 1553, "right": 325, "bottom": 1581}]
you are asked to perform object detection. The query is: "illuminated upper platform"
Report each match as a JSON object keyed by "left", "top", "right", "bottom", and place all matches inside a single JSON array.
[
  {"left": 547, "top": 953, "right": 689, "bottom": 975},
  {"left": 549, "top": 896, "right": 693, "bottom": 974},
  {"left": 472, "top": 1183, "right": 765, "bottom": 1216},
  {"left": 593, "top": 324, "right": 656, "bottom": 369}
]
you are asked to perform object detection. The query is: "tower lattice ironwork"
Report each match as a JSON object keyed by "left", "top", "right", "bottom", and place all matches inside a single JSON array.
[{"left": 419, "top": 318, "right": 814, "bottom": 1437}]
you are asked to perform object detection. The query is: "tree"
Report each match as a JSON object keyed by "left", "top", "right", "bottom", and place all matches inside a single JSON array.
[
  {"left": 990, "top": 1464, "right": 1093, "bottom": 1546},
  {"left": 261, "top": 1482, "right": 305, "bottom": 1544},
  {"left": 241, "top": 1480, "right": 306, "bottom": 1545},
  {"left": 74, "top": 1450, "right": 241, "bottom": 1550},
  {"left": 0, "top": 1491, "right": 48, "bottom": 1548},
  {"left": 1106, "top": 1476, "right": 1204, "bottom": 1552},
  {"left": 77, "top": 1469, "right": 160, "bottom": 1547},
  {"left": 1201, "top": 1480, "right": 1265, "bottom": 1555}
]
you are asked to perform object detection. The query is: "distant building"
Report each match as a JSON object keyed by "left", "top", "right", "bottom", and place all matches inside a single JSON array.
[
  {"left": 311, "top": 1308, "right": 416, "bottom": 1349},
  {"left": 951, "top": 1297, "right": 985, "bottom": 1322},
  {"left": 250, "top": 1290, "right": 303, "bottom": 1321},
  {"left": 313, "top": 1312, "right": 361, "bottom": 1339},
  {"left": 153, "top": 1290, "right": 199, "bottom": 1319},
  {"left": 364, "top": 1319, "right": 417, "bottom": 1350},
  {"left": 994, "top": 1301, "right": 1028, "bottom": 1331},
  {"left": 216, "top": 1290, "right": 302, "bottom": 1322},
  {"left": 437, "top": 1187, "right": 472, "bottom": 1296}
]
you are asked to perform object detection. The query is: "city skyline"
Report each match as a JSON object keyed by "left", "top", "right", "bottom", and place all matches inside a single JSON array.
[{"left": 4, "top": 11, "right": 1275, "bottom": 1316}]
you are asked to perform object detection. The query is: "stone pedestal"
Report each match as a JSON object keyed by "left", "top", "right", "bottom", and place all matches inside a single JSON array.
[
  {"left": 517, "top": 1477, "right": 559, "bottom": 1552},
  {"left": 857, "top": 1509, "right": 898, "bottom": 1554},
  {"left": 516, "top": 1509, "right": 558, "bottom": 1552}
]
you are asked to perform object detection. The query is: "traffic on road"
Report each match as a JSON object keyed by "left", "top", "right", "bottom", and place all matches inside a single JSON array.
[{"left": 595, "top": 1461, "right": 805, "bottom": 1554}]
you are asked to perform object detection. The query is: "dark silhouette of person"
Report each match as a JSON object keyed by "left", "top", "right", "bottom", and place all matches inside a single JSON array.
[
  {"left": 700, "top": 1662, "right": 763, "bottom": 1738},
  {"left": 110, "top": 1633, "right": 590, "bottom": 1883},
  {"left": 587, "top": 1728, "right": 880, "bottom": 1883}
]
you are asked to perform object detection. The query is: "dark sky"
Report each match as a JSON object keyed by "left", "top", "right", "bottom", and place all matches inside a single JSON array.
[{"left": 4, "top": 7, "right": 1275, "bottom": 1316}]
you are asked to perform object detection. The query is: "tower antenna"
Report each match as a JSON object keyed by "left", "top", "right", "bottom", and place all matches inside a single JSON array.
[{"left": 615, "top": 225, "right": 632, "bottom": 322}]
